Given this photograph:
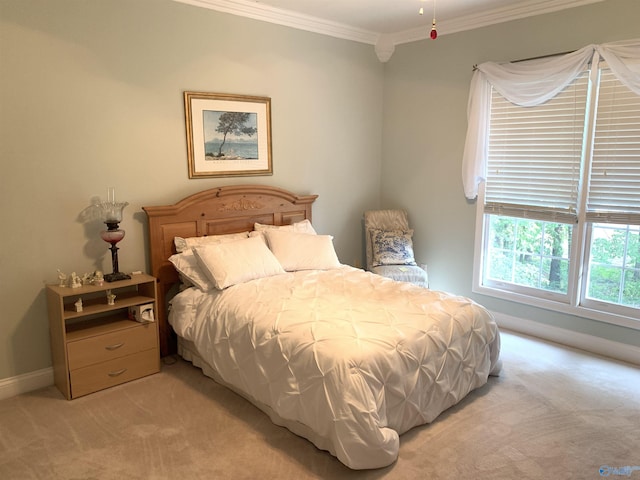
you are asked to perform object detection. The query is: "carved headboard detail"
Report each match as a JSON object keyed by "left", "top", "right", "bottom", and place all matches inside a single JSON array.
[{"left": 143, "top": 185, "right": 318, "bottom": 356}]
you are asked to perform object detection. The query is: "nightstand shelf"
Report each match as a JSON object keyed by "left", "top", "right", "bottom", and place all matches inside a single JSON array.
[
  {"left": 62, "top": 292, "right": 155, "bottom": 320},
  {"left": 47, "top": 274, "right": 160, "bottom": 399},
  {"left": 66, "top": 315, "right": 147, "bottom": 340}
]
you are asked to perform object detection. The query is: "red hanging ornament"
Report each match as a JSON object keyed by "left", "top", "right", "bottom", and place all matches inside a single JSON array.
[
  {"left": 420, "top": 1, "right": 438, "bottom": 40},
  {"left": 430, "top": 0, "right": 438, "bottom": 40}
]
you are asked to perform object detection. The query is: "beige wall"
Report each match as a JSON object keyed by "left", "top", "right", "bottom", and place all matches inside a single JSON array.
[
  {"left": 0, "top": 0, "right": 384, "bottom": 379},
  {"left": 382, "top": 0, "right": 640, "bottom": 346},
  {"left": 1, "top": 0, "right": 639, "bottom": 382}
]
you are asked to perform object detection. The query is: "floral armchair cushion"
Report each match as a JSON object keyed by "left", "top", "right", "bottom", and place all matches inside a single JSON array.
[{"left": 370, "top": 229, "right": 417, "bottom": 267}]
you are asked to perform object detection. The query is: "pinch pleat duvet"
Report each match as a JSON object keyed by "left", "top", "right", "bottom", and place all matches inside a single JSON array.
[{"left": 169, "top": 266, "right": 501, "bottom": 469}]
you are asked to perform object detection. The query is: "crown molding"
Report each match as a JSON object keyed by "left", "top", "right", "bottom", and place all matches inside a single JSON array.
[
  {"left": 391, "top": 0, "right": 605, "bottom": 46},
  {"left": 173, "top": 0, "right": 379, "bottom": 45},
  {"left": 173, "top": 0, "right": 605, "bottom": 62}
]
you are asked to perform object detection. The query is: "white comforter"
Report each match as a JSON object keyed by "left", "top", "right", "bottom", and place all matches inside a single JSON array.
[{"left": 169, "top": 266, "right": 501, "bottom": 469}]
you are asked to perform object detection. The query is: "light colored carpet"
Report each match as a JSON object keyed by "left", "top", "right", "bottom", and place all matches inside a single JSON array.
[{"left": 0, "top": 330, "right": 638, "bottom": 479}]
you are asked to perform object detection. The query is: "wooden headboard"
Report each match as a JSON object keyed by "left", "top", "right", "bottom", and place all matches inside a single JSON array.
[{"left": 143, "top": 185, "right": 318, "bottom": 356}]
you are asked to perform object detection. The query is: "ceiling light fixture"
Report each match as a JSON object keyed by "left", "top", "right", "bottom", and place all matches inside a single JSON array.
[{"left": 419, "top": 1, "right": 437, "bottom": 40}]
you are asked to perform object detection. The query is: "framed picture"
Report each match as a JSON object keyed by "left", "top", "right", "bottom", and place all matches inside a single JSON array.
[{"left": 184, "top": 92, "right": 272, "bottom": 178}]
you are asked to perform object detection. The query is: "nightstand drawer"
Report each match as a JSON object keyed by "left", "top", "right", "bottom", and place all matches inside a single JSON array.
[
  {"left": 67, "top": 322, "right": 157, "bottom": 370},
  {"left": 70, "top": 348, "right": 159, "bottom": 398}
]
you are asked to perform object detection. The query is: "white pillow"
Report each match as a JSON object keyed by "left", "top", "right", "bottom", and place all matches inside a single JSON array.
[
  {"left": 174, "top": 231, "right": 250, "bottom": 253},
  {"left": 169, "top": 251, "right": 215, "bottom": 291},
  {"left": 192, "top": 236, "right": 285, "bottom": 290},
  {"left": 264, "top": 229, "right": 340, "bottom": 271},
  {"left": 370, "top": 229, "right": 417, "bottom": 267},
  {"left": 253, "top": 219, "right": 317, "bottom": 235}
]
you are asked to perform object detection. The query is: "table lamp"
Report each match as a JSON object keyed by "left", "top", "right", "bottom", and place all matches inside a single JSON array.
[{"left": 99, "top": 187, "right": 131, "bottom": 282}]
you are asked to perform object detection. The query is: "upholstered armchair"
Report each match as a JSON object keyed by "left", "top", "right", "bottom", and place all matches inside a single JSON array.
[{"left": 364, "top": 209, "right": 429, "bottom": 287}]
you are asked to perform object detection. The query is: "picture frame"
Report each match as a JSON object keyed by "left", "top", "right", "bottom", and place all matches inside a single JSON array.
[{"left": 184, "top": 92, "right": 272, "bottom": 178}]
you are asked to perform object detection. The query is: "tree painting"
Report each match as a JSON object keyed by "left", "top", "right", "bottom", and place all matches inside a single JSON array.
[{"left": 203, "top": 110, "right": 258, "bottom": 160}]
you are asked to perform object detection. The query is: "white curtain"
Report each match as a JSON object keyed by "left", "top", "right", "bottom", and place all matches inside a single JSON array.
[{"left": 462, "top": 39, "right": 640, "bottom": 200}]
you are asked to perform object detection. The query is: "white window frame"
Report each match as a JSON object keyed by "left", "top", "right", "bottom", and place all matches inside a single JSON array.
[{"left": 472, "top": 58, "right": 640, "bottom": 331}]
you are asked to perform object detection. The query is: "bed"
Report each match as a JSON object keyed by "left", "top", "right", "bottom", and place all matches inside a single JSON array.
[{"left": 143, "top": 185, "right": 501, "bottom": 470}]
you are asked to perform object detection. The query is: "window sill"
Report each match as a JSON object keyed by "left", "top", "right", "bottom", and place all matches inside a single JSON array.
[{"left": 473, "top": 284, "right": 640, "bottom": 331}]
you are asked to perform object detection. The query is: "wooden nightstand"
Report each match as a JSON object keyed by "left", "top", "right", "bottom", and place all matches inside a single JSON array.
[{"left": 46, "top": 273, "right": 160, "bottom": 399}]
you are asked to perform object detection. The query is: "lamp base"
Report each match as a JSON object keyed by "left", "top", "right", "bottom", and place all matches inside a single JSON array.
[{"left": 104, "top": 271, "right": 132, "bottom": 282}]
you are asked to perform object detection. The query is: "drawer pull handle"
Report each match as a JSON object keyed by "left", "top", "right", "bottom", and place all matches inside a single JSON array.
[
  {"left": 108, "top": 368, "right": 127, "bottom": 377},
  {"left": 105, "top": 342, "right": 124, "bottom": 351}
]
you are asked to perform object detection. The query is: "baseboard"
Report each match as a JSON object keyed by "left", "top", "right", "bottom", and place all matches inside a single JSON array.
[
  {"left": 493, "top": 311, "right": 640, "bottom": 367},
  {"left": 0, "top": 367, "right": 54, "bottom": 401}
]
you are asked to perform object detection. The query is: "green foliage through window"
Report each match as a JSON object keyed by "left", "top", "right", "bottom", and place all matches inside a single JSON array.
[
  {"left": 485, "top": 216, "right": 571, "bottom": 294},
  {"left": 587, "top": 224, "right": 640, "bottom": 307}
]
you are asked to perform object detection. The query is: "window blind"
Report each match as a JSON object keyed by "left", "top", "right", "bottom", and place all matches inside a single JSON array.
[
  {"left": 586, "top": 68, "right": 640, "bottom": 225},
  {"left": 484, "top": 72, "right": 589, "bottom": 224}
]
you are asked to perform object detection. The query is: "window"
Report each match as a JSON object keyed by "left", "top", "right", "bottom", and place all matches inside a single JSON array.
[
  {"left": 484, "top": 217, "right": 572, "bottom": 295},
  {"left": 471, "top": 49, "right": 640, "bottom": 329},
  {"left": 585, "top": 223, "right": 640, "bottom": 309}
]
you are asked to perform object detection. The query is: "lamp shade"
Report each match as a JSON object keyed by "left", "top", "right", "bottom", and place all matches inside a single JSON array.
[
  {"left": 99, "top": 202, "right": 128, "bottom": 223},
  {"left": 99, "top": 188, "right": 128, "bottom": 222}
]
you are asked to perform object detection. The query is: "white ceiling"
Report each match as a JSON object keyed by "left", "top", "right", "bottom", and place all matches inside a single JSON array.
[{"left": 174, "top": 0, "right": 605, "bottom": 61}]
